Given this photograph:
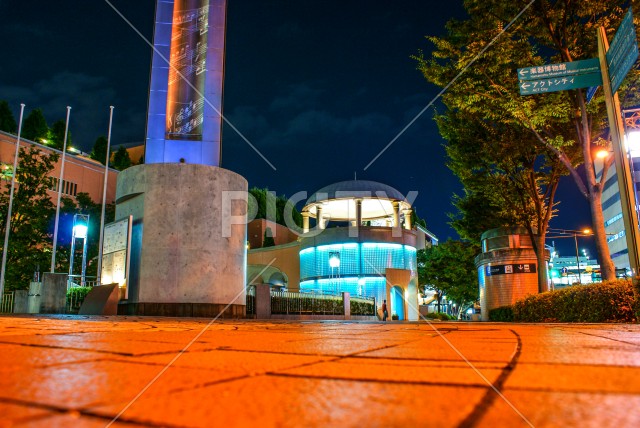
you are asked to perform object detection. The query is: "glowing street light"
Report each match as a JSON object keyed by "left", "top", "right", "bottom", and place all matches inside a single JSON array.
[{"left": 69, "top": 214, "right": 90, "bottom": 287}]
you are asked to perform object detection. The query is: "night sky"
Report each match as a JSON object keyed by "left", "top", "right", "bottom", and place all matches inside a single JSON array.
[{"left": 0, "top": 0, "right": 595, "bottom": 258}]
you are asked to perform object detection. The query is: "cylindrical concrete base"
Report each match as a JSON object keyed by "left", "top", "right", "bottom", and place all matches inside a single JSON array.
[
  {"left": 115, "top": 164, "right": 247, "bottom": 316},
  {"left": 476, "top": 249, "right": 540, "bottom": 321}
]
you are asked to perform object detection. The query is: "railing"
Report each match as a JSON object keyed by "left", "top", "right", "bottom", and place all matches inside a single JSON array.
[
  {"left": 67, "top": 275, "right": 99, "bottom": 289},
  {"left": 350, "top": 296, "right": 376, "bottom": 316},
  {"left": 246, "top": 285, "right": 256, "bottom": 315},
  {"left": 1, "top": 292, "right": 14, "bottom": 313},
  {"left": 271, "top": 290, "right": 344, "bottom": 315}
]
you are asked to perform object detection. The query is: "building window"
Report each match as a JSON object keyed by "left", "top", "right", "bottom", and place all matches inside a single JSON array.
[{"left": 49, "top": 177, "right": 78, "bottom": 196}]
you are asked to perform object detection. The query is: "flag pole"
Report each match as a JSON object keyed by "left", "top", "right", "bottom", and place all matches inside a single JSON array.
[
  {"left": 96, "top": 106, "right": 114, "bottom": 285},
  {"left": 50, "top": 106, "right": 72, "bottom": 273},
  {"left": 0, "top": 103, "right": 26, "bottom": 296}
]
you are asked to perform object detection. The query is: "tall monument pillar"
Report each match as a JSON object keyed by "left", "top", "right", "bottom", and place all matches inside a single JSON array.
[
  {"left": 146, "top": 0, "right": 226, "bottom": 165},
  {"left": 114, "top": 0, "right": 248, "bottom": 318}
]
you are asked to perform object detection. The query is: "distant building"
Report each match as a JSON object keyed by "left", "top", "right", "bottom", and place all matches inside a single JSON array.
[
  {"left": 594, "top": 109, "right": 640, "bottom": 273},
  {"left": 247, "top": 180, "right": 438, "bottom": 321},
  {"left": 0, "top": 131, "right": 118, "bottom": 204}
]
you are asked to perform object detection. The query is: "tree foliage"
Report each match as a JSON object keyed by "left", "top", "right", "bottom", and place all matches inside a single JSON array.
[
  {"left": 112, "top": 146, "right": 132, "bottom": 171},
  {"left": 90, "top": 136, "right": 110, "bottom": 165},
  {"left": 21, "top": 109, "right": 48, "bottom": 143},
  {"left": 0, "top": 147, "right": 58, "bottom": 290},
  {"left": 415, "top": 0, "right": 640, "bottom": 282},
  {"left": 48, "top": 119, "right": 71, "bottom": 151},
  {"left": 0, "top": 101, "right": 17, "bottom": 134},
  {"left": 248, "top": 187, "right": 303, "bottom": 228},
  {"left": 263, "top": 227, "right": 275, "bottom": 247},
  {"left": 417, "top": 240, "right": 479, "bottom": 318}
]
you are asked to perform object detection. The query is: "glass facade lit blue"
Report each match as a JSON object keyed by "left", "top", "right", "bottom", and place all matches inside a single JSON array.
[{"left": 299, "top": 243, "right": 417, "bottom": 304}]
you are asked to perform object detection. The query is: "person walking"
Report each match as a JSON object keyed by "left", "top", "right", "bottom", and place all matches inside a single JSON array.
[{"left": 382, "top": 300, "right": 388, "bottom": 321}]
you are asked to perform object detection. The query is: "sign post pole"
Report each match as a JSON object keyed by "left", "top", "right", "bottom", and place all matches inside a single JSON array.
[{"left": 597, "top": 26, "right": 640, "bottom": 277}]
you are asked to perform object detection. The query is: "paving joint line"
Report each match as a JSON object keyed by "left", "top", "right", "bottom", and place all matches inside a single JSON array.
[
  {"left": 455, "top": 329, "right": 525, "bottom": 428},
  {"left": 267, "top": 372, "right": 490, "bottom": 389}
]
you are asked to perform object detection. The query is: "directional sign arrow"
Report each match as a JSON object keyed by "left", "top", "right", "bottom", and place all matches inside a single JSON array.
[
  {"left": 520, "top": 72, "right": 603, "bottom": 95},
  {"left": 517, "top": 58, "right": 601, "bottom": 81}
]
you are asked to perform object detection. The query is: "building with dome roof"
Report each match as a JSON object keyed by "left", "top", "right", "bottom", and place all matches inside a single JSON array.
[{"left": 247, "top": 180, "right": 438, "bottom": 321}]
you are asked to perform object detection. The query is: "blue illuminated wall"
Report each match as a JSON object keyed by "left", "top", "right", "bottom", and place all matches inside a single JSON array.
[
  {"left": 145, "top": 0, "right": 227, "bottom": 166},
  {"left": 299, "top": 243, "right": 417, "bottom": 304}
]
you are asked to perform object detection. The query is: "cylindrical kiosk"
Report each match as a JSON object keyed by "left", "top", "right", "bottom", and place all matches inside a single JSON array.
[{"left": 475, "top": 227, "right": 549, "bottom": 321}]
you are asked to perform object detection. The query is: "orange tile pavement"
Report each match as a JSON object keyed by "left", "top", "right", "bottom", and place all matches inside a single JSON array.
[{"left": 0, "top": 316, "right": 638, "bottom": 427}]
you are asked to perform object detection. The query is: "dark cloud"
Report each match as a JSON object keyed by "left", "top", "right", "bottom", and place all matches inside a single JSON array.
[
  {"left": 0, "top": 72, "right": 141, "bottom": 150},
  {"left": 268, "top": 83, "right": 324, "bottom": 112}
]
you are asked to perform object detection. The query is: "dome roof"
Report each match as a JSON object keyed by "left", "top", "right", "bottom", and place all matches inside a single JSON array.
[
  {"left": 304, "top": 180, "right": 411, "bottom": 221},
  {"left": 306, "top": 180, "right": 405, "bottom": 205}
]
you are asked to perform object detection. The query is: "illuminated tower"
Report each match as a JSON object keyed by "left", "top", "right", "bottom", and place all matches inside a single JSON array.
[
  {"left": 145, "top": 0, "right": 226, "bottom": 165},
  {"left": 112, "top": 0, "right": 247, "bottom": 317}
]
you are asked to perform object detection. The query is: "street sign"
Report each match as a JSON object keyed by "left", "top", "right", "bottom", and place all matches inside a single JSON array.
[
  {"left": 607, "top": 9, "right": 639, "bottom": 93},
  {"left": 517, "top": 58, "right": 601, "bottom": 81},
  {"left": 519, "top": 72, "right": 603, "bottom": 95}
]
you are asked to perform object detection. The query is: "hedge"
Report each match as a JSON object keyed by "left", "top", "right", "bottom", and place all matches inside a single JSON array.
[
  {"left": 423, "top": 312, "right": 456, "bottom": 321},
  {"left": 489, "top": 279, "right": 638, "bottom": 323}
]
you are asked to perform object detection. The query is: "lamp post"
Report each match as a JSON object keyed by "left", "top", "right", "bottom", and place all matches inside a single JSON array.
[
  {"left": 573, "top": 232, "right": 582, "bottom": 285},
  {"left": 69, "top": 214, "right": 89, "bottom": 287}
]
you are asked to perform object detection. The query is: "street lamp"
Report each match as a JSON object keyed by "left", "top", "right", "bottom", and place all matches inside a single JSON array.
[{"left": 69, "top": 214, "right": 90, "bottom": 287}]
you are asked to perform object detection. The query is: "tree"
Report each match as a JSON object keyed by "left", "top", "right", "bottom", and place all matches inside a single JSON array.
[
  {"left": 417, "top": 240, "right": 479, "bottom": 319},
  {"left": 21, "top": 109, "right": 48, "bottom": 143},
  {"left": 415, "top": 1, "right": 639, "bottom": 282},
  {"left": 90, "top": 136, "right": 110, "bottom": 165},
  {"left": 0, "top": 100, "right": 17, "bottom": 134},
  {"left": 0, "top": 147, "right": 58, "bottom": 290},
  {"left": 248, "top": 187, "right": 303, "bottom": 228},
  {"left": 439, "top": 110, "right": 564, "bottom": 291},
  {"left": 48, "top": 120, "right": 71, "bottom": 151},
  {"left": 263, "top": 227, "right": 275, "bottom": 247},
  {"left": 112, "top": 146, "right": 132, "bottom": 171}
]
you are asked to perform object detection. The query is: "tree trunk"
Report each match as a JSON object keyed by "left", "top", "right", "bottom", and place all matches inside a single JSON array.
[
  {"left": 588, "top": 191, "right": 616, "bottom": 281},
  {"left": 535, "top": 234, "right": 550, "bottom": 293}
]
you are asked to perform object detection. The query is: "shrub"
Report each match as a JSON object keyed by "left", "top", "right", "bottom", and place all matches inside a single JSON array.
[
  {"left": 66, "top": 286, "right": 92, "bottom": 312},
  {"left": 391, "top": 314, "right": 399, "bottom": 320},
  {"left": 495, "top": 280, "right": 637, "bottom": 323},
  {"left": 488, "top": 306, "right": 514, "bottom": 322},
  {"left": 350, "top": 299, "right": 376, "bottom": 316}
]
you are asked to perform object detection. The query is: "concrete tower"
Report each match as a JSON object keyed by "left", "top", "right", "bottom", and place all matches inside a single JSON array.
[{"left": 114, "top": 0, "right": 248, "bottom": 317}]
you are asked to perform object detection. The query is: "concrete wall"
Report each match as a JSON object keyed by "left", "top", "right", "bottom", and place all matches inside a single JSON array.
[
  {"left": 115, "top": 163, "right": 247, "bottom": 316},
  {"left": 40, "top": 273, "right": 67, "bottom": 314}
]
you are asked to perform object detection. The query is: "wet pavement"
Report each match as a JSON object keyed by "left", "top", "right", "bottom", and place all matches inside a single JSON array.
[{"left": 0, "top": 315, "right": 639, "bottom": 427}]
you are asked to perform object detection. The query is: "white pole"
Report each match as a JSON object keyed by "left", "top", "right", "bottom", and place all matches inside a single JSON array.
[
  {"left": 96, "top": 106, "right": 114, "bottom": 285},
  {"left": 50, "top": 106, "right": 72, "bottom": 273},
  {"left": 0, "top": 103, "right": 26, "bottom": 296}
]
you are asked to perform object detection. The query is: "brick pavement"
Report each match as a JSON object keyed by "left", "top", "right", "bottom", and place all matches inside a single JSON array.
[{"left": 0, "top": 315, "right": 638, "bottom": 427}]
